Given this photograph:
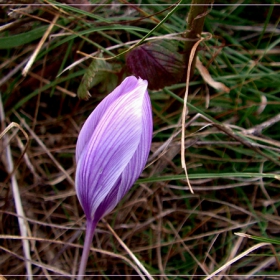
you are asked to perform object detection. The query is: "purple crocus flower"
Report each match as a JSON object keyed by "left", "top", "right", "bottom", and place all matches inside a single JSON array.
[{"left": 75, "top": 76, "right": 152, "bottom": 279}]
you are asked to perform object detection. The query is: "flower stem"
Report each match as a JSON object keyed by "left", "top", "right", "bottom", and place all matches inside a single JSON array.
[
  {"left": 77, "top": 219, "right": 97, "bottom": 280},
  {"left": 184, "top": 0, "right": 212, "bottom": 78}
]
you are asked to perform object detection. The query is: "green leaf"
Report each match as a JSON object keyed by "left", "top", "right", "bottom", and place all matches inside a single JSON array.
[{"left": 0, "top": 25, "right": 51, "bottom": 49}]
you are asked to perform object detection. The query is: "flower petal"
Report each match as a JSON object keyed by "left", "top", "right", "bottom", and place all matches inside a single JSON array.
[
  {"left": 91, "top": 90, "right": 153, "bottom": 221},
  {"left": 76, "top": 77, "right": 149, "bottom": 220},
  {"left": 115, "top": 90, "right": 153, "bottom": 201},
  {"left": 76, "top": 76, "right": 144, "bottom": 162}
]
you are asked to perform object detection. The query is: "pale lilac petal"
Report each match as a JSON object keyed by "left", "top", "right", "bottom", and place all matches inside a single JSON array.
[
  {"left": 115, "top": 90, "right": 152, "bottom": 202},
  {"left": 91, "top": 91, "right": 153, "bottom": 221},
  {"left": 75, "top": 78, "right": 150, "bottom": 220},
  {"left": 76, "top": 76, "right": 145, "bottom": 162}
]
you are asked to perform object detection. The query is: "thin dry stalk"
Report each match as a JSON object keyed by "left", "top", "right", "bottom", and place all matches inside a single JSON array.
[
  {"left": 168, "top": 220, "right": 210, "bottom": 276},
  {"left": 155, "top": 194, "right": 168, "bottom": 280},
  {"left": 215, "top": 234, "right": 244, "bottom": 280},
  {"left": 0, "top": 99, "right": 33, "bottom": 279},
  {"left": 244, "top": 113, "right": 280, "bottom": 136},
  {"left": 181, "top": 36, "right": 211, "bottom": 194},
  {"left": 104, "top": 221, "right": 155, "bottom": 280},
  {"left": 0, "top": 245, "right": 69, "bottom": 276},
  {"left": 15, "top": 112, "right": 75, "bottom": 187},
  {"left": 203, "top": 242, "right": 271, "bottom": 280},
  {"left": 27, "top": 72, "right": 76, "bottom": 97},
  {"left": 245, "top": 256, "right": 276, "bottom": 279},
  {"left": 195, "top": 56, "right": 230, "bottom": 93},
  {"left": 22, "top": 13, "right": 60, "bottom": 76}
]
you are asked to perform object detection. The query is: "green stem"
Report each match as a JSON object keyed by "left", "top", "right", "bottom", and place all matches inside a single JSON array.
[
  {"left": 184, "top": 0, "right": 212, "bottom": 78},
  {"left": 77, "top": 219, "right": 97, "bottom": 280}
]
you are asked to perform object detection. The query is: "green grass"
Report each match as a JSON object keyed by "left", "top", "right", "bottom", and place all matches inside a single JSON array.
[{"left": 1, "top": 0, "right": 280, "bottom": 279}]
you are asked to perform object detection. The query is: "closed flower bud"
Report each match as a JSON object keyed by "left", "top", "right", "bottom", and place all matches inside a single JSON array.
[{"left": 76, "top": 76, "right": 152, "bottom": 223}]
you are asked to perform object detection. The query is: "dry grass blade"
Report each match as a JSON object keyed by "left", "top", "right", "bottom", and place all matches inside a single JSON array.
[
  {"left": 27, "top": 72, "right": 76, "bottom": 97},
  {"left": 196, "top": 56, "right": 230, "bottom": 93},
  {"left": 181, "top": 33, "right": 212, "bottom": 194},
  {"left": 104, "top": 221, "right": 155, "bottom": 280},
  {"left": 204, "top": 242, "right": 271, "bottom": 280},
  {"left": 246, "top": 256, "right": 277, "bottom": 279},
  {"left": 15, "top": 112, "right": 75, "bottom": 187},
  {"left": 214, "top": 234, "right": 244, "bottom": 280},
  {"left": 0, "top": 97, "right": 32, "bottom": 279},
  {"left": 244, "top": 113, "right": 280, "bottom": 136},
  {"left": 22, "top": 13, "right": 60, "bottom": 76},
  {"left": 0, "top": 59, "right": 28, "bottom": 87},
  {"left": 0, "top": 122, "right": 30, "bottom": 183},
  {"left": 0, "top": 245, "right": 69, "bottom": 276}
]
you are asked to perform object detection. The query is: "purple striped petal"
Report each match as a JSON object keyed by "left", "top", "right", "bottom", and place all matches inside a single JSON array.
[
  {"left": 93, "top": 91, "right": 152, "bottom": 221},
  {"left": 75, "top": 76, "right": 152, "bottom": 222},
  {"left": 76, "top": 76, "right": 146, "bottom": 162}
]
